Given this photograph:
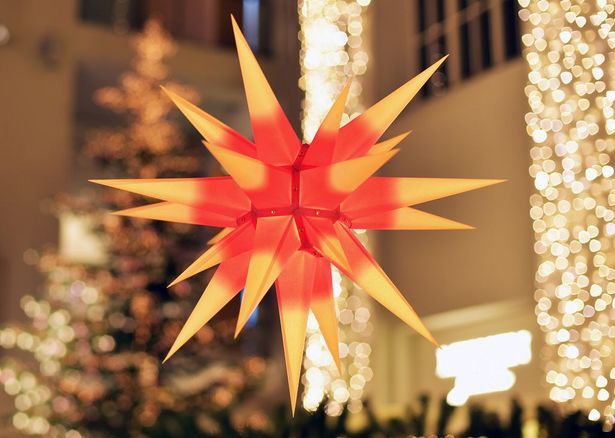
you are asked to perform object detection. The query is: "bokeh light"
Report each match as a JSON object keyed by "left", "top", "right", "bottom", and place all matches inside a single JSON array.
[
  {"left": 298, "top": 0, "right": 373, "bottom": 414},
  {"left": 520, "top": 0, "right": 615, "bottom": 429}
]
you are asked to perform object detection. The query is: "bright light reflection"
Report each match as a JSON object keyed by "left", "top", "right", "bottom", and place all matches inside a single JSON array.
[{"left": 436, "top": 330, "right": 532, "bottom": 406}]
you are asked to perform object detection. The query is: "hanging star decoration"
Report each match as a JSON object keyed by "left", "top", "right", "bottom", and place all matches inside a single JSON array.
[{"left": 92, "top": 17, "right": 504, "bottom": 412}]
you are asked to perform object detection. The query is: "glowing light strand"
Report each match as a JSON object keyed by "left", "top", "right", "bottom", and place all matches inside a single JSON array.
[
  {"left": 520, "top": 0, "right": 615, "bottom": 428},
  {"left": 298, "top": 0, "right": 373, "bottom": 415}
]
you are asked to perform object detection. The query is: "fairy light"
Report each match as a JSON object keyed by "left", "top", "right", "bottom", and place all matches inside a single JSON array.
[
  {"left": 520, "top": 0, "right": 614, "bottom": 428},
  {"left": 0, "top": 265, "right": 101, "bottom": 437},
  {"left": 298, "top": 0, "right": 373, "bottom": 415},
  {"left": 299, "top": 0, "right": 370, "bottom": 141}
]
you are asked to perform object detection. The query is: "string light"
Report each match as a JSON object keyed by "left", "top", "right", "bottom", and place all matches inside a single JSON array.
[
  {"left": 520, "top": 0, "right": 615, "bottom": 429},
  {"left": 298, "top": 0, "right": 373, "bottom": 415}
]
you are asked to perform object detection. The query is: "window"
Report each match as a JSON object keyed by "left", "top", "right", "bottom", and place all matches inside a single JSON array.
[
  {"left": 417, "top": 0, "right": 449, "bottom": 97},
  {"left": 412, "top": 0, "right": 522, "bottom": 98},
  {"left": 80, "top": 0, "right": 143, "bottom": 29},
  {"left": 79, "top": 0, "right": 270, "bottom": 52},
  {"left": 502, "top": 0, "right": 521, "bottom": 59}
]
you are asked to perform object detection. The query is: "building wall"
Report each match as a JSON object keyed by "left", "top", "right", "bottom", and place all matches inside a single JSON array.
[
  {"left": 378, "top": 60, "right": 533, "bottom": 316},
  {"left": 367, "top": 59, "right": 539, "bottom": 415},
  {"left": 359, "top": 0, "right": 542, "bottom": 420},
  {"left": 0, "top": 0, "right": 77, "bottom": 321}
]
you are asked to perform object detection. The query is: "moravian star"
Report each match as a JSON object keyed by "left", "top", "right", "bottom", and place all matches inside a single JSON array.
[{"left": 91, "top": 15, "right": 504, "bottom": 413}]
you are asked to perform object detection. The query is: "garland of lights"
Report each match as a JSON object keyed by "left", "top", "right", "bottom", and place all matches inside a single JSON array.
[
  {"left": 520, "top": 0, "right": 614, "bottom": 428},
  {"left": 298, "top": 0, "right": 373, "bottom": 415}
]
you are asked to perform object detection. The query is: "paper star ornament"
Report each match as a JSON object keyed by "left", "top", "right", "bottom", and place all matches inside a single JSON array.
[{"left": 92, "top": 17, "right": 503, "bottom": 412}]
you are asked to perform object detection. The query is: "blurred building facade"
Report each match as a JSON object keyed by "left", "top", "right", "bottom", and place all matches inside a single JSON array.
[
  {"left": 1, "top": 0, "right": 544, "bottom": 425},
  {"left": 366, "top": 0, "right": 540, "bottom": 420}
]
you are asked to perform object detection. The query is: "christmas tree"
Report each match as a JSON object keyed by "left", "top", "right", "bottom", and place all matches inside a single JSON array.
[{"left": 0, "top": 20, "right": 267, "bottom": 438}]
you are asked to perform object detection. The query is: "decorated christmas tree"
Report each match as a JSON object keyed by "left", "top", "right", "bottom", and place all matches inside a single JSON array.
[{"left": 0, "top": 20, "right": 266, "bottom": 437}]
